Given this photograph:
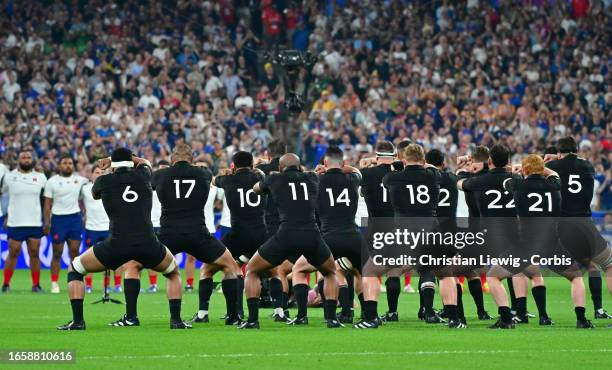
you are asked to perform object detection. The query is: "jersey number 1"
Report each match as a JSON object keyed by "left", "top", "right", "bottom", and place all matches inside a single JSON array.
[{"left": 174, "top": 179, "right": 196, "bottom": 199}]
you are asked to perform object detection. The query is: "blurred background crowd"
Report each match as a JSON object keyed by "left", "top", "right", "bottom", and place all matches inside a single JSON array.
[{"left": 0, "top": 0, "right": 610, "bottom": 210}]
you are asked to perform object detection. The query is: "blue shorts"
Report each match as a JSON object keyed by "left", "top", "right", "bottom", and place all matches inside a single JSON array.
[
  {"left": 219, "top": 225, "right": 231, "bottom": 239},
  {"left": 85, "top": 229, "right": 109, "bottom": 248},
  {"left": 50, "top": 213, "right": 82, "bottom": 244},
  {"left": 8, "top": 227, "right": 43, "bottom": 242}
]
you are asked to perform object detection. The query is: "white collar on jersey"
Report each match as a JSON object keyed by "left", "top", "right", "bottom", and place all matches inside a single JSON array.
[{"left": 111, "top": 161, "right": 134, "bottom": 168}]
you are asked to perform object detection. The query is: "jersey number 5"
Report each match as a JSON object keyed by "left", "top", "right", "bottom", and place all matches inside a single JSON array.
[{"left": 174, "top": 179, "right": 196, "bottom": 199}]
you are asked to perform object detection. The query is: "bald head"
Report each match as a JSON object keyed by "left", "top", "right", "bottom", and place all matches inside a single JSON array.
[{"left": 279, "top": 153, "right": 301, "bottom": 172}]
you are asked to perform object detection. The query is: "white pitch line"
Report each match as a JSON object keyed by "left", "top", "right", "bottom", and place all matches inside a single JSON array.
[{"left": 81, "top": 349, "right": 612, "bottom": 360}]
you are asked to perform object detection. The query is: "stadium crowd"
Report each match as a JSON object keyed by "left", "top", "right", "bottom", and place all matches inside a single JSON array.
[{"left": 0, "top": 0, "right": 610, "bottom": 209}]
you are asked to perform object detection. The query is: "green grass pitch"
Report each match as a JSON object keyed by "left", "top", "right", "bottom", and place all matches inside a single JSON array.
[{"left": 0, "top": 270, "right": 610, "bottom": 369}]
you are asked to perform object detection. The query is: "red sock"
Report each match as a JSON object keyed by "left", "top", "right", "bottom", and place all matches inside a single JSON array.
[
  {"left": 459, "top": 275, "right": 465, "bottom": 284},
  {"left": 104, "top": 275, "right": 110, "bottom": 287},
  {"left": 186, "top": 278, "right": 194, "bottom": 287},
  {"left": 241, "top": 264, "right": 247, "bottom": 276},
  {"left": 404, "top": 272, "right": 412, "bottom": 285},
  {"left": 149, "top": 273, "right": 157, "bottom": 285},
  {"left": 3, "top": 268, "right": 14, "bottom": 285},
  {"left": 114, "top": 275, "right": 121, "bottom": 287},
  {"left": 306, "top": 273, "right": 311, "bottom": 285},
  {"left": 31, "top": 271, "right": 40, "bottom": 286},
  {"left": 85, "top": 275, "right": 93, "bottom": 287},
  {"left": 51, "top": 274, "right": 59, "bottom": 283},
  {"left": 480, "top": 273, "right": 487, "bottom": 286}
]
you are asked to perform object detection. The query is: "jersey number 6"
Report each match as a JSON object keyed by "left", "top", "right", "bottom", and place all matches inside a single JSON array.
[{"left": 122, "top": 186, "right": 139, "bottom": 203}]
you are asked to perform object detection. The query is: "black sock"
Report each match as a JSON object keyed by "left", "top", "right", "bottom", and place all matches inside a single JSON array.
[
  {"left": 70, "top": 299, "right": 84, "bottom": 323},
  {"left": 421, "top": 287, "right": 435, "bottom": 316},
  {"left": 246, "top": 297, "right": 259, "bottom": 323},
  {"left": 516, "top": 297, "right": 527, "bottom": 317},
  {"left": 199, "top": 278, "right": 213, "bottom": 311},
  {"left": 281, "top": 292, "right": 289, "bottom": 311},
  {"left": 324, "top": 299, "right": 338, "bottom": 321},
  {"left": 294, "top": 284, "right": 309, "bottom": 319},
  {"left": 169, "top": 299, "right": 182, "bottom": 322},
  {"left": 507, "top": 278, "right": 516, "bottom": 311},
  {"left": 575, "top": 306, "right": 586, "bottom": 321},
  {"left": 589, "top": 275, "right": 602, "bottom": 311},
  {"left": 237, "top": 276, "right": 245, "bottom": 316},
  {"left": 317, "top": 279, "right": 326, "bottom": 301},
  {"left": 221, "top": 278, "right": 238, "bottom": 319},
  {"left": 531, "top": 286, "right": 548, "bottom": 318},
  {"left": 444, "top": 304, "right": 458, "bottom": 321},
  {"left": 339, "top": 285, "right": 352, "bottom": 316},
  {"left": 386, "top": 277, "right": 400, "bottom": 313},
  {"left": 347, "top": 277, "right": 355, "bottom": 312},
  {"left": 270, "top": 278, "right": 283, "bottom": 309},
  {"left": 364, "top": 300, "right": 378, "bottom": 321},
  {"left": 124, "top": 278, "right": 140, "bottom": 320},
  {"left": 499, "top": 306, "right": 512, "bottom": 323},
  {"left": 456, "top": 284, "right": 465, "bottom": 319},
  {"left": 418, "top": 276, "right": 424, "bottom": 310},
  {"left": 468, "top": 279, "right": 486, "bottom": 314}
]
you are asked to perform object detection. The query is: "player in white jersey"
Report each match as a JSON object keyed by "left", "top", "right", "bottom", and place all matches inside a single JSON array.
[
  {"left": 218, "top": 188, "right": 232, "bottom": 237},
  {"left": 0, "top": 161, "right": 9, "bottom": 225},
  {"left": 184, "top": 162, "right": 220, "bottom": 292},
  {"left": 81, "top": 163, "right": 122, "bottom": 293},
  {"left": 146, "top": 160, "right": 169, "bottom": 293},
  {"left": 1, "top": 150, "right": 47, "bottom": 293},
  {"left": 44, "top": 155, "right": 87, "bottom": 293}
]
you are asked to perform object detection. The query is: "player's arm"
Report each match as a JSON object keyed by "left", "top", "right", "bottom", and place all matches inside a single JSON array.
[
  {"left": 211, "top": 168, "right": 232, "bottom": 187},
  {"left": 91, "top": 177, "right": 103, "bottom": 200},
  {"left": 542, "top": 167, "right": 559, "bottom": 179},
  {"left": 42, "top": 180, "right": 54, "bottom": 234},
  {"left": 132, "top": 155, "right": 151, "bottom": 168},
  {"left": 253, "top": 174, "right": 272, "bottom": 195}
]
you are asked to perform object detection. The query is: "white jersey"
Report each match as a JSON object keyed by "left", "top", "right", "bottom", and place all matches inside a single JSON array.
[
  {"left": 355, "top": 189, "right": 369, "bottom": 227},
  {"left": 2, "top": 169, "right": 47, "bottom": 227},
  {"left": 80, "top": 182, "right": 109, "bottom": 231},
  {"left": 151, "top": 190, "right": 162, "bottom": 228},
  {"left": 204, "top": 185, "right": 218, "bottom": 234},
  {"left": 44, "top": 173, "right": 87, "bottom": 215},
  {"left": 218, "top": 188, "right": 231, "bottom": 228},
  {"left": 0, "top": 163, "right": 8, "bottom": 217}
]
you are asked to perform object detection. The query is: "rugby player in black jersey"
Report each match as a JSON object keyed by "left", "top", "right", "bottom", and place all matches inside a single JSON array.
[
  {"left": 458, "top": 144, "right": 519, "bottom": 328},
  {"left": 239, "top": 154, "right": 341, "bottom": 329},
  {"left": 213, "top": 151, "right": 269, "bottom": 321},
  {"left": 504, "top": 154, "right": 593, "bottom": 329},
  {"left": 359, "top": 141, "right": 396, "bottom": 322},
  {"left": 383, "top": 144, "right": 465, "bottom": 329},
  {"left": 454, "top": 146, "right": 492, "bottom": 323},
  {"left": 58, "top": 148, "right": 189, "bottom": 330},
  {"left": 287, "top": 147, "right": 363, "bottom": 326},
  {"left": 257, "top": 139, "right": 293, "bottom": 320},
  {"left": 546, "top": 136, "right": 612, "bottom": 319}
]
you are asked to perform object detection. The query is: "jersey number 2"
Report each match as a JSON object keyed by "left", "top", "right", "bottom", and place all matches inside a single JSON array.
[{"left": 174, "top": 179, "right": 195, "bottom": 199}]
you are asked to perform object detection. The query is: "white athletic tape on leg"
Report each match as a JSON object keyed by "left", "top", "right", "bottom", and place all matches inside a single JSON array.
[
  {"left": 421, "top": 281, "right": 436, "bottom": 290},
  {"left": 72, "top": 256, "right": 88, "bottom": 275},
  {"left": 163, "top": 259, "right": 177, "bottom": 275},
  {"left": 239, "top": 255, "right": 249, "bottom": 264},
  {"left": 336, "top": 257, "right": 353, "bottom": 271}
]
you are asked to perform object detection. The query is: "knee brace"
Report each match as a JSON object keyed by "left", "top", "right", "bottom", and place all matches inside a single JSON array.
[
  {"left": 162, "top": 259, "right": 177, "bottom": 277},
  {"left": 71, "top": 256, "right": 88, "bottom": 275},
  {"left": 67, "top": 271, "right": 84, "bottom": 283}
]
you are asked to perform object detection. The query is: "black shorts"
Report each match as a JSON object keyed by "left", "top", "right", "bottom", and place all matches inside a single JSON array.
[
  {"left": 557, "top": 218, "right": 608, "bottom": 265},
  {"left": 159, "top": 230, "right": 226, "bottom": 264},
  {"left": 322, "top": 229, "right": 362, "bottom": 273},
  {"left": 93, "top": 237, "right": 166, "bottom": 271},
  {"left": 222, "top": 228, "right": 269, "bottom": 260},
  {"left": 265, "top": 221, "right": 280, "bottom": 236},
  {"left": 258, "top": 228, "right": 331, "bottom": 268}
]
